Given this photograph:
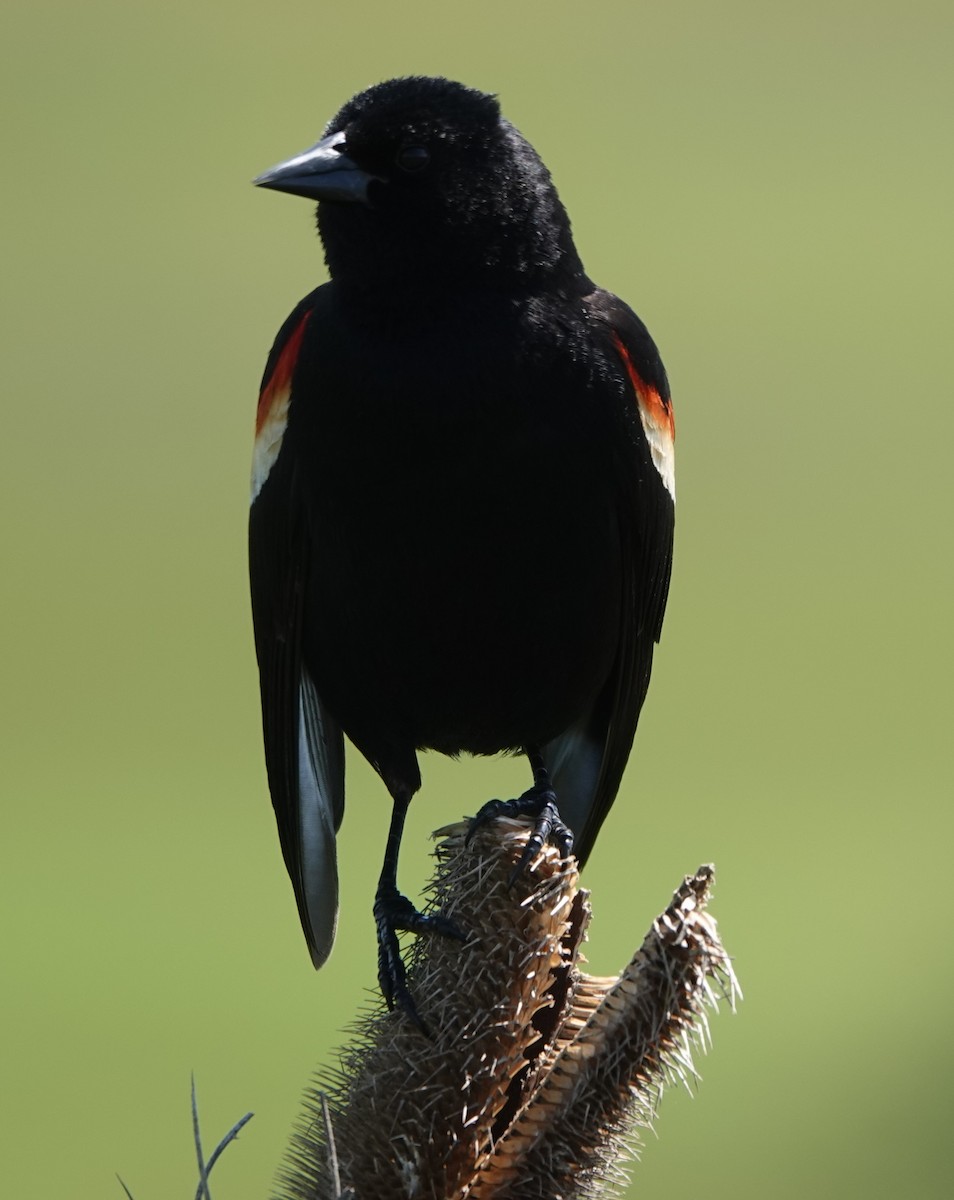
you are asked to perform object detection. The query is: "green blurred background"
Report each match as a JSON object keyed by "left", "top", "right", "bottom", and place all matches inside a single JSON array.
[{"left": 2, "top": 0, "right": 951, "bottom": 1195}]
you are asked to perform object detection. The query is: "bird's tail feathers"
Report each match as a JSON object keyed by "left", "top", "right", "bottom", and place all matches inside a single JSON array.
[{"left": 295, "top": 672, "right": 345, "bottom": 967}]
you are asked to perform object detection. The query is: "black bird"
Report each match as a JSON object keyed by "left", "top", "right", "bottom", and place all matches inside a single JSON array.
[{"left": 249, "top": 76, "right": 675, "bottom": 1020}]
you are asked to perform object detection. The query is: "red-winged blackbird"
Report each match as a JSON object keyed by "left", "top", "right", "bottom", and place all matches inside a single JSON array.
[{"left": 250, "top": 76, "right": 675, "bottom": 1022}]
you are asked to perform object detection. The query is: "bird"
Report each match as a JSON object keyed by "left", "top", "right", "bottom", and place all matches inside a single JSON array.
[{"left": 249, "top": 76, "right": 675, "bottom": 1024}]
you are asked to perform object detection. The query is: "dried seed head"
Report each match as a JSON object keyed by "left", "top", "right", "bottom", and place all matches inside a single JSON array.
[{"left": 275, "top": 819, "right": 737, "bottom": 1200}]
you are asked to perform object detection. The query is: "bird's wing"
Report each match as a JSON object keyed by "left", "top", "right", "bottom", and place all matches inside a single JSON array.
[
  {"left": 248, "top": 291, "right": 345, "bottom": 967},
  {"left": 542, "top": 288, "right": 675, "bottom": 867}
]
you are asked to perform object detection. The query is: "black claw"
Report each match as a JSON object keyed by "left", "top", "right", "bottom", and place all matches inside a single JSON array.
[
  {"left": 465, "top": 797, "right": 511, "bottom": 846},
  {"left": 428, "top": 913, "right": 469, "bottom": 943},
  {"left": 469, "top": 784, "right": 574, "bottom": 887},
  {"left": 373, "top": 885, "right": 465, "bottom": 1032}
]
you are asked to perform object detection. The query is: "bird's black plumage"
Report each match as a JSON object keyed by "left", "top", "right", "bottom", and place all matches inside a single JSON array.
[{"left": 250, "top": 76, "right": 675, "bottom": 1021}]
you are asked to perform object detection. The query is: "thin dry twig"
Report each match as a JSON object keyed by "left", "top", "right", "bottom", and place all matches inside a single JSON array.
[
  {"left": 192, "top": 1075, "right": 212, "bottom": 1200},
  {"left": 116, "top": 1084, "right": 253, "bottom": 1200},
  {"left": 193, "top": 1108, "right": 255, "bottom": 1200}
]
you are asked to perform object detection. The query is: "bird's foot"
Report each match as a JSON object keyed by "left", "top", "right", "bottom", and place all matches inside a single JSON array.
[
  {"left": 373, "top": 884, "right": 466, "bottom": 1032},
  {"left": 468, "top": 785, "right": 574, "bottom": 886}
]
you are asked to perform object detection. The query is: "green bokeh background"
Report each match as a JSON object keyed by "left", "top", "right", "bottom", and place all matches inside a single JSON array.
[{"left": 3, "top": 1, "right": 951, "bottom": 1195}]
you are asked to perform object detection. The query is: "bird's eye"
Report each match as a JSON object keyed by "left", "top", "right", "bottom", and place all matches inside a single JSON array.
[{"left": 396, "top": 144, "right": 430, "bottom": 173}]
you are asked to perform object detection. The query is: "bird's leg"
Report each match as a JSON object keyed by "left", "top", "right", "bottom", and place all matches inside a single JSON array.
[
  {"left": 374, "top": 787, "right": 466, "bottom": 1030},
  {"left": 468, "top": 747, "right": 574, "bottom": 885}
]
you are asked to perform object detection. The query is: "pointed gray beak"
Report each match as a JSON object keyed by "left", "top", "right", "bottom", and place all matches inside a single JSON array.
[{"left": 253, "top": 130, "right": 377, "bottom": 204}]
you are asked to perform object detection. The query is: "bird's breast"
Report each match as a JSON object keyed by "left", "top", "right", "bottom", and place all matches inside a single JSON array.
[{"left": 293, "top": 310, "right": 621, "bottom": 756}]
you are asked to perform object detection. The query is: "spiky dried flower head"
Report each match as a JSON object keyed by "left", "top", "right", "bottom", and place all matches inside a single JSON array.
[{"left": 275, "top": 818, "right": 737, "bottom": 1200}]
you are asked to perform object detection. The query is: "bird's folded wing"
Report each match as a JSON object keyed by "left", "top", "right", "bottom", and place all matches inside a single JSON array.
[
  {"left": 249, "top": 294, "right": 345, "bottom": 967},
  {"left": 543, "top": 289, "right": 675, "bottom": 866}
]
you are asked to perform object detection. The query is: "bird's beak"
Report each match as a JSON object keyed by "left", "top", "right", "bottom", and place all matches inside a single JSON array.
[{"left": 253, "top": 130, "right": 376, "bottom": 204}]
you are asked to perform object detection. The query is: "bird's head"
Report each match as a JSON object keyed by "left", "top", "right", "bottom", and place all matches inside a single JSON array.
[{"left": 254, "top": 76, "right": 587, "bottom": 298}]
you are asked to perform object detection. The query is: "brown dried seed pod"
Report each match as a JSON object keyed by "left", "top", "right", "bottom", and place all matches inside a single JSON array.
[{"left": 275, "top": 819, "right": 737, "bottom": 1200}]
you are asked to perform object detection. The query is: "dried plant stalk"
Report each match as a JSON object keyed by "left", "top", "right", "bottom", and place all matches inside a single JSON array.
[{"left": 275, "top": 818, "right": 737, "bottom": 1200}]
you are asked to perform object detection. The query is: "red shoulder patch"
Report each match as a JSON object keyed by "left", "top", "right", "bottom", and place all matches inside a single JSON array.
[
  {"left": 251, "top": 310, "right": 312, "bottom": 502},
  {"left": 611, "top": 331, "right": 676, "bottom": 500},
  {"left": 611, "top": 332, "right": 675, "bottom": 440},
  {"left": 256, "top": 311, "right": 312, "bottom": 435}
]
